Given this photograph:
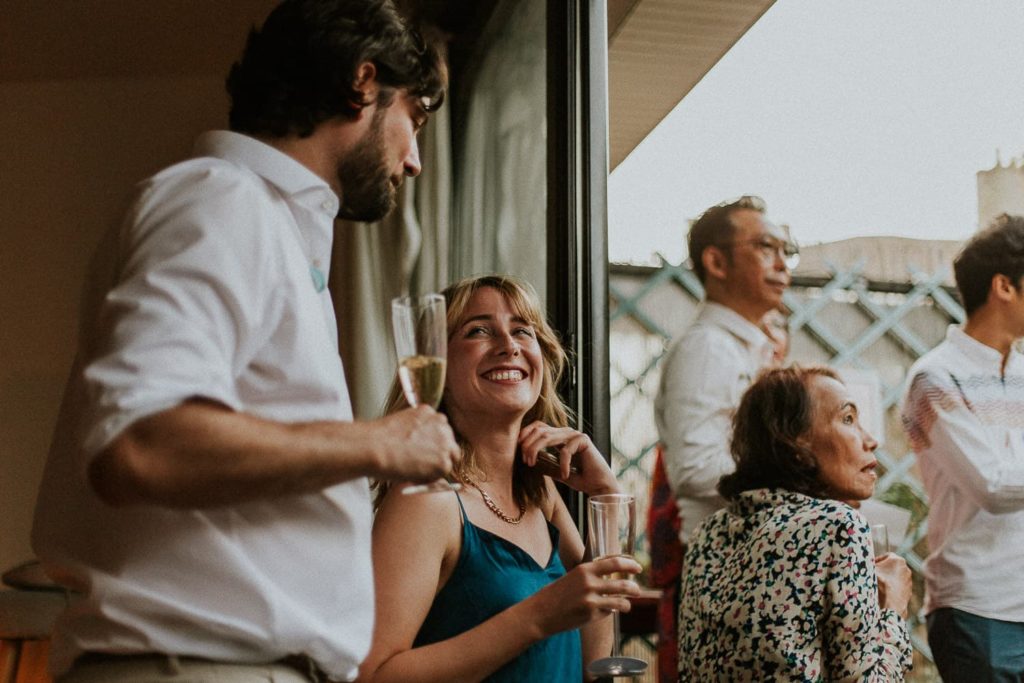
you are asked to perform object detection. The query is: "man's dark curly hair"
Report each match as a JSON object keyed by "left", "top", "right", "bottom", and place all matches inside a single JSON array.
[
  {"left": 687, "top": 195, "right": 765, "bottom": 284},
  {"left": 226, "top": 0, "right": 446, "bottom": 138},
  {"left": 718, "top": 365, "right": 838, "bottom": 501},
  {"left": 954, "top": 213, "right": 1024, "bottom": 316}
]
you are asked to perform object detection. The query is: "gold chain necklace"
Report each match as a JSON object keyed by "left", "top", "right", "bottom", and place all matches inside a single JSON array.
[{"left": 459, "top": 472, "right": 526, "bottom": 525}]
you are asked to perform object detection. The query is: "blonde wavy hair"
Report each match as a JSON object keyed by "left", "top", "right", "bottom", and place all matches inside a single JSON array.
[{"left": 377, "top": 274, "right": 571, "bottom": 509}]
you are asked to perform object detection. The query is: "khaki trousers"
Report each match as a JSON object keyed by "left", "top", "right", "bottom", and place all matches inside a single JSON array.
[{"left": 57, "top": 655, "right": 319, "bottom": 683}]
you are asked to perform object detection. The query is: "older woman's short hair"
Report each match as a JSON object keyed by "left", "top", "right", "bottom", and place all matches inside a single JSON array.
[{"left": 718, "top": 365, "right": 839, "bottom": 501}]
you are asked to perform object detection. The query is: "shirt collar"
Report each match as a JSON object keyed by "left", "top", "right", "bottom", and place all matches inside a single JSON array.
[
  {"left": 699, "top": 301, "right": 774, "bottom": 353},
  {"left": 193, "top": 131, "right": 339, "bottom": 215},
  {"left": 946, "top": 324, "right": 1023, "bottom": 372}
]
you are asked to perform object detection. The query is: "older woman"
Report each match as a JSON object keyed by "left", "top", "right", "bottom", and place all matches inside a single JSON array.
[
  {"left": 678, "top": 365, "right": 913, "bottom": 681},
  {"left": 358, "top": 275, "right": 640, "bottom": 683}
]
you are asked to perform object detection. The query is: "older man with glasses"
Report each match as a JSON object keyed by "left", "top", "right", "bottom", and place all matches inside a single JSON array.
[{"left": 648, "top": 195, "right": 798, "bottom": 682}]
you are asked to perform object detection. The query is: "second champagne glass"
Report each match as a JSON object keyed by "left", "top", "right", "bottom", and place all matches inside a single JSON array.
[
  {"left": 870, "top": 523, "right": 890, "bottom": 557},
  {"left": 587, "top": 494, "right": 648, "bottom": 678},
  {"left": 391, "top": 293, "right": 460, "bottom": 495}
]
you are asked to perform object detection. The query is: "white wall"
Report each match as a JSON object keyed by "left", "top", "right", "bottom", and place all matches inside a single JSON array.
[{"left": 0, "top": 75, "right": 226, "bottom": 571}]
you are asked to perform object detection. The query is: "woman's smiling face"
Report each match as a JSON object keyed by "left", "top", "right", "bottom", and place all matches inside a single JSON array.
[{"left": 444, "top": 287, "right": 544, "bottom": 423}]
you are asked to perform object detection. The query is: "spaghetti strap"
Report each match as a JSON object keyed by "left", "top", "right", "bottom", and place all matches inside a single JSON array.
[{"left": 453, "top": 489, "right": 468, "bottom": 525}]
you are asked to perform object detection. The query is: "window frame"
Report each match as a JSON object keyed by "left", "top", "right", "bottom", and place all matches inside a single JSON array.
[{"left": 547, "top": 0, "right": 611, "bottom": 519}]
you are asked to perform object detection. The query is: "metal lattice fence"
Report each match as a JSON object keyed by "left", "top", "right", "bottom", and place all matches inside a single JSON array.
[{"left": 608, "top": 257, "right": 964, "bottom": 682}]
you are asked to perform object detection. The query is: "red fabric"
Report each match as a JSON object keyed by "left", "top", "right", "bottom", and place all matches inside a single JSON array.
[
  {"left": 646, "top": 446, "right": 684, "bottom": 683},
  {"left": 656, "top": 580, "right": 680, "bottom": 683}
]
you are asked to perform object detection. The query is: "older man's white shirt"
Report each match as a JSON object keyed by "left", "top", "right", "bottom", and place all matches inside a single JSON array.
[{"left": 654, "top": 302, "right": 775, "bottom": 543}]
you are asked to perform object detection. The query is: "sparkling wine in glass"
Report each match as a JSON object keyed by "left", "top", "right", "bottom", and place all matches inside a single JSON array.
[
  {"left": 397, "top": 354, "right": 446, "bottom": 409},
  {"left": 587, "top": 494, "right": 647, "bottom": 678},
  {"left": 870, "top": 523, "right": 890, "bottom": 557},
  {"left": 391, "top": 293, "right": 459, "bottom": 495}
]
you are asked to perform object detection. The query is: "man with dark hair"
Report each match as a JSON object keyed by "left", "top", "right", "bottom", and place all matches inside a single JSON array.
[
  {"left": 31, "top": 2, "right": 458, "bottom": 681},
  {"left": 901, "top": 214, "right": 1024, "bottom": 682},
  {"left": 650, "top": 195, "right": 797, "bottom": 682}
]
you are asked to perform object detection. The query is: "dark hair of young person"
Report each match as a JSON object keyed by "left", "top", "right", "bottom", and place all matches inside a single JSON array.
[
  {"left": 226, "top": 0, "right": 446, "bottom": 138},
  {"left": 953, "top": 213, "right": 1024, "bottom": 316}
]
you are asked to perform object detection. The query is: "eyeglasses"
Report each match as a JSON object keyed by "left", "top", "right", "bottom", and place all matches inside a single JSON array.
[{"left": 723, "top": 236, "right": 800, "bottom": 270}]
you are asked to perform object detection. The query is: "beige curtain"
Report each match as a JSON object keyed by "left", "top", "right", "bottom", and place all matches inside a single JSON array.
[
  {"left": 333, "top": 0, "right": 547, "bottom": 419},
  {"left": 451, "top": 0, "right": 547, "bottom": 293},
  {"left": 331, "top": 102, "right": 452, "bottom": 419}
]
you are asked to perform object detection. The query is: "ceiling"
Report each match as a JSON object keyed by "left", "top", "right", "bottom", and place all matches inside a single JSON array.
[
  {"left": 607, "top": 0, "right": 775, "bottom": 169},
  {"left": 2, "top": 0, "right": 773, "bottom": 168}
]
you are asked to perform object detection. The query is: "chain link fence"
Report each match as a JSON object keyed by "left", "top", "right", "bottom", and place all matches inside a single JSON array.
[{"left": 609, "top": 257, "right": 964, "bottom": 682}]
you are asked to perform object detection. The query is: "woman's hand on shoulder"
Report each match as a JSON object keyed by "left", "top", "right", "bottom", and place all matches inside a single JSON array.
[
  {"left": 518, "top": 421, "right": 619, "bottom": 496},
  {"left": 874, "top": 553, "right": 912, "bottom": 618},
  {"left": 519, "top": 555, "right": 642, "bottom": 639}
]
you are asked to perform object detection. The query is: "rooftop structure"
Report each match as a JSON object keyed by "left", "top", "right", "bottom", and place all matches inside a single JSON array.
[
  {"left": 795, "top": 236, "right": 962, "bottom": 285},
  {"left": 977, "top": 152, "right": 1024, "bottom": 230}
]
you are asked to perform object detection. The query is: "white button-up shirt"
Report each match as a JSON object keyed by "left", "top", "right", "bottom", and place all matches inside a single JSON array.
[
  {"left": 653, "top": 302, "right": 775, "bottom": 543},
  {"left": 901, "top": 325, "right": 1024, "bottom": 622},
  {"left": 32, "top": 131, "right": 372, "bottom": 680}
]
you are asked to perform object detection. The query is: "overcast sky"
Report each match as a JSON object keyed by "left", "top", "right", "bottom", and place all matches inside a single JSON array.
[{"left": 608, "top": 0, "right": 1024, "bottom": 264}]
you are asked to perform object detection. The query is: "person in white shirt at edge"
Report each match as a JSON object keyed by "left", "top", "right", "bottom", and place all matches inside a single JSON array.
[
  {"left": 900, "top": 213, "right": 1024, "bottom": 682},
  {"left": 30, "top": 2, "right": 460, "bottom": 682},
  {"left": 650, "top": 195, "right": 797, "bottom": 681}
]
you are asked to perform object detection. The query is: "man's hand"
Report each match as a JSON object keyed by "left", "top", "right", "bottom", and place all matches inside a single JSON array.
[
  {"left": 90, "top": 401, "right": 462, "bottom": 508},
  {"left": 371, "top": 405, "right": 461, "bottom": 482}
]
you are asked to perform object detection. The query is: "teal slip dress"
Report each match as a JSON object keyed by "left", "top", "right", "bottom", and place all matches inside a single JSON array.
[{"left": 412, "top": 492, "right": 583, "bottom": 682}]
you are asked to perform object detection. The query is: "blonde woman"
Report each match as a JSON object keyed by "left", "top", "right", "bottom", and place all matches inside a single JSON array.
[{"left": 358, "top": 275, "right": 640, "bottom": 683}]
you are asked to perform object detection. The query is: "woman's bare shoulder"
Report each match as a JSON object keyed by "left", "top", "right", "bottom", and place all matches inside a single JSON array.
[{"left": 374, "top": 486, "right": 464, "bottom": 539}]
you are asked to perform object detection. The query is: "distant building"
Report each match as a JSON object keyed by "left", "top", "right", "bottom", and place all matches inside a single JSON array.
[
  {"left": 791, "top": 153, "right": 1024, "bottom": 284},
  {"left": 977, "top": 153, "right": 1024, "bottom": 229},
  {"left": 795, "top": 236, "right": 961, "bottom": 285}
]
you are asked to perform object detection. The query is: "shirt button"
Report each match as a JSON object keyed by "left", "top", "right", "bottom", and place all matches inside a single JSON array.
[{"left": 322, "top": 199, "right": 335, "bottom": 212}]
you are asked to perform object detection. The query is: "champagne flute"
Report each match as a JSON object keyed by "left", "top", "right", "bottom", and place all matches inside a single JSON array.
[
  {"left": 391, "top": 293, "right": 460, "bottom": 495},
  {"left": 587, "top": 494, "right": 648, "bottom": 678},
  {"left": 870, "top": 523, "right": 890, "bottom": 557}
]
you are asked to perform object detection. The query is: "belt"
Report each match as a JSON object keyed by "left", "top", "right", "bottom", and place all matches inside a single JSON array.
[
  {"left": 279, "top": 653, "right": 338, "bottom": 683},
  {"left": 75, "top": 651, "right": 337, "bottom": 682}
]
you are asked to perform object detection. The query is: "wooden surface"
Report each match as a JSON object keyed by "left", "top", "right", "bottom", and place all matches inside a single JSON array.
[{"left": 0, "top": 639, "right": 51, "bottom": 683}]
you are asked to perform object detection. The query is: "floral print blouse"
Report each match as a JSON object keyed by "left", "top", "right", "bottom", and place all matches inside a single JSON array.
[{"left": 678, "top": 489, "right": 912, "bottom": 682}]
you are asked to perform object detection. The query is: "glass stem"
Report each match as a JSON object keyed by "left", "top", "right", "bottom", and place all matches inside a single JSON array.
[{"left": 612, "top": 610, "right": 621, "bottom": 658}]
